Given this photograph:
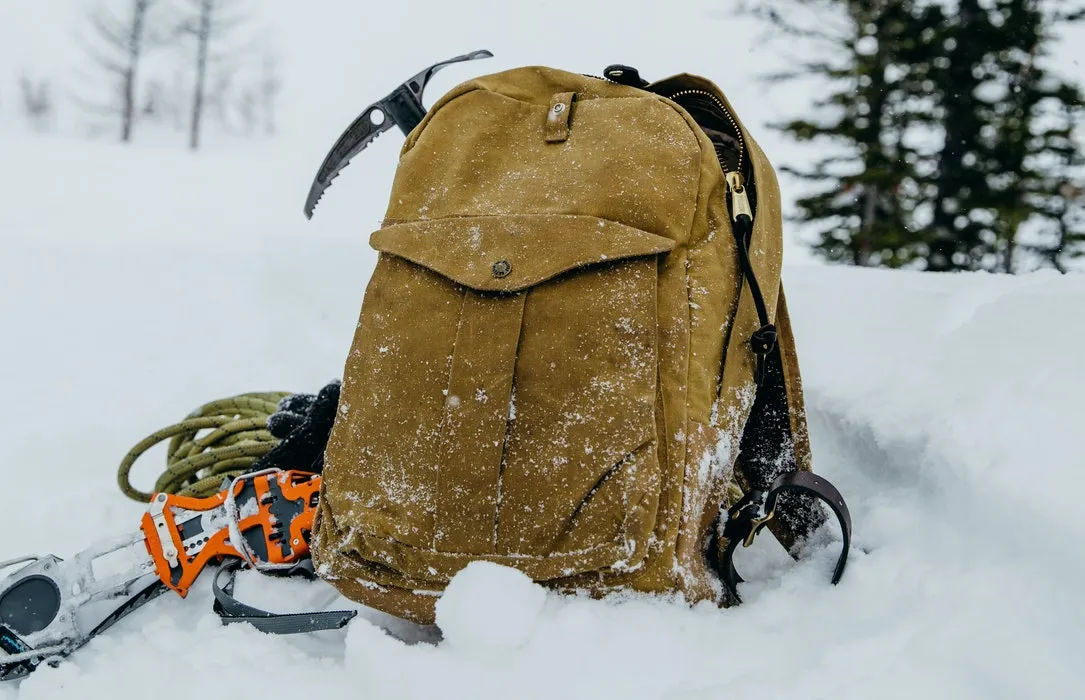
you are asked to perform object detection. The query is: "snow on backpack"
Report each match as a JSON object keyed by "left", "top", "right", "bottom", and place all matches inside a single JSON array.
[{"left": 308, "top": 61, "right": 852, "bottom": 624}]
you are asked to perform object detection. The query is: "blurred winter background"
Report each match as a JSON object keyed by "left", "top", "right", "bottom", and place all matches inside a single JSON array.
[
  {"left": 2, "top": 2, "right": 1084, "bottom": 699},
  {"left": 2, "top": 0, "right": 1083, "bottom": 267}
]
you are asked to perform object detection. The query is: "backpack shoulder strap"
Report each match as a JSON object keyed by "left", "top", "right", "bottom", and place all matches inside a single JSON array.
[{"left": 717, "top": 286, "right": 852, "bottom": 602}]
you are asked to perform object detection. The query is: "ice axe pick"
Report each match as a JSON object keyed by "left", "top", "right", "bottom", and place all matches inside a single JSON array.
[{"left": 303, "top": 49, "right": 493, "bottom": 219}]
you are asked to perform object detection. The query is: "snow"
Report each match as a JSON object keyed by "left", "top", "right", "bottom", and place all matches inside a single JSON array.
[
  {"left": 3, "top": 134, "right": 1083, "bottom": 700},
  {"left": 434, "top": 561, "right": 546, "bottom": 653},
  {"left": 2, "top": 0, "right": 1085, "bottom": 696}
]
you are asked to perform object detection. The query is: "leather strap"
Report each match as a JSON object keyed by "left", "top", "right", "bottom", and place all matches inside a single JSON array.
[
  {"left": 212, "top": 560, "right": 357, "bottom": 634},
  {"left": 718, "top": 470, "right": 851, "bottom": 603},
  {"left": 732, "top": 213, "right": 777, "bottom": 386}
]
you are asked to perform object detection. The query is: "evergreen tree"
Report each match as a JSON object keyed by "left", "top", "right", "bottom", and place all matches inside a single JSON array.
[
  {"left": 750, "top": 0, "right": 1085, "bottom": 272},
  {"left": 999, "top": 2, "right": 1085, "bottom": 271},
  {"left": 745, "top": 0, "right": 941, "bottom": 267},
  {"left": 922, "top": 0, "right": 1085, "bottom": 272}
]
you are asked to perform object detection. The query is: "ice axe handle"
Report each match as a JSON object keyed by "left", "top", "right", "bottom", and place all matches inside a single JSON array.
[
  {"left": 384, "top": 84, "right": 428, "bottom": 136},
  {"left": 393, "top": 48, "right": 494, "bottom": 133}
]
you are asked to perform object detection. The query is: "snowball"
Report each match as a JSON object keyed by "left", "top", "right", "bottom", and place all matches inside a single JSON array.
[{"left": 435, "top": 561, "right": 547, "bottom": 653}]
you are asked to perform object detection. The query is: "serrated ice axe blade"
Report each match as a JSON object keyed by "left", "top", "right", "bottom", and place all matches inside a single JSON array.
[{"left": 303, "top": 49, "right": 493, "bottom": 219}]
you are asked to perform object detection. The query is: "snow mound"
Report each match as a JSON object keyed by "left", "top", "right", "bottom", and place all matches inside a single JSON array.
[{"left": 435, "top": 562, "right": 547, "bottom": 653}]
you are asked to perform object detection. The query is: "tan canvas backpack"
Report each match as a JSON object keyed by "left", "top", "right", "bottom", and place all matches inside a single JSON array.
[{"left": 309, "top": 62, "right": 851, "bottom": 624}]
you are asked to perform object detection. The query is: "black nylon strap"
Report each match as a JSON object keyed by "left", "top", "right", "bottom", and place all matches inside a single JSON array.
[
  {"left": 212, "top": 560, "right": 357, "bottom": 634},
  {"left": 719, "top": 470, "right": 851, "bottom": 603}
]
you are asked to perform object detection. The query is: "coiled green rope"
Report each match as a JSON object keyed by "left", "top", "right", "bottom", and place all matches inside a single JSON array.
[{"left": 117, "top": 392, "right": 292, "bottom": 502}]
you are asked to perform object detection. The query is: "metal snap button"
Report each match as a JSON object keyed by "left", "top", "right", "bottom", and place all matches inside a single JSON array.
[
  {"left": 551, "top": 102, "right": 566, "bottom": 115},
  {"left": 491, "top": 260, "right": 512, "bottom": 278}
]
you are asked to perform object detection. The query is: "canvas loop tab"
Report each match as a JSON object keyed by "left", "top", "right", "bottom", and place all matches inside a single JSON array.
[
  {"left": 212, "top": 560, "right": 357, "bottom": 634},
  {"left": 718, "top": 471, "right": 852, "bottom": 604},
  {"left": 545, "top": 92, "right": 576, "bottom": 143}
]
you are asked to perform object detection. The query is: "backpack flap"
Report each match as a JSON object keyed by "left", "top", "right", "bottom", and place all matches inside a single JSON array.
[{"left": 368, "top": 214, "right": 675, "bottom": 292}]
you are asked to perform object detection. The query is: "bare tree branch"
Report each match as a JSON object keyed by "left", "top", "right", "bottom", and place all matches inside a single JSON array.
[
  {"left": 76, "top": 0, "right": 162, "bottom": 142},
  {"left": 175, "top": 0, "right": 258, "bottom": 150},
  {"left": 19, "top": 76, "right": 54, "bottom": 132}
]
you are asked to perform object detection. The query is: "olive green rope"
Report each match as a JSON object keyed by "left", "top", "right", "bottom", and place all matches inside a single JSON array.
[{"left": 117, "top": 392, "right": 293, "bottom": 502}]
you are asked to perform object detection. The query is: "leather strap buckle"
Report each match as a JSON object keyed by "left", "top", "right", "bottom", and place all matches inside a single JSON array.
[
  {"left": 743, "top": 508, "right": 775, "bottom": 548},
  {"left": 713, "top": 471, "right": 852, "bottom": 604}
]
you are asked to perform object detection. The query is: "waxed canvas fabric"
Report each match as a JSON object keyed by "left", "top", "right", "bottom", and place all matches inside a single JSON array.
[{"left": 311, "top": 66, "right": 814, "bottom": 623}]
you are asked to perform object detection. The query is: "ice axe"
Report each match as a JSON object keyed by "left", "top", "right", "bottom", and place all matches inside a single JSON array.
[{"left": 304, "top": 49, "right": 493, "bottom": 219}]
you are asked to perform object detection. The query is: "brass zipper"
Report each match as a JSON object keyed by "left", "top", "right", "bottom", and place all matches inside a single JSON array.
[
  {"left": 665, "top": 89, "right": 752, "bottom": 223},
  {"left": 666, "top": 89, "right": 746, "bottom": 176}
]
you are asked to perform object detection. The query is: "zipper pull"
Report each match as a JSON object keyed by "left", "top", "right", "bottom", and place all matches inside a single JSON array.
[{"left": 725, "top": 171, "right": 752, "bottom": 223}]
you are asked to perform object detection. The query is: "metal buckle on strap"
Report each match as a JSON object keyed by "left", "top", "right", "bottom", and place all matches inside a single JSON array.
[
  {"left": 742, "top": 508, "right": 775, "bottom": 548},
  {"left": 148, "top": 494, "right": 179, "bottom": 570},
  {"left": 714, "top": 471, "right": 853, "bottom": 605}
]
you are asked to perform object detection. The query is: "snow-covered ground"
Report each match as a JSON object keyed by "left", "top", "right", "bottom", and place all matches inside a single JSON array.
[
  {"left": 3, "top": 133, "right": 1083, "bottom": 699},
  {"left": 3, "top": 1, "right": 1085, "bottom": 696}
]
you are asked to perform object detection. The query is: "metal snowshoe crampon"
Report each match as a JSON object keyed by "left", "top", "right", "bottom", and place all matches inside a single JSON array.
[{"left": 0, "top": 469, "right": 350, "bottom": 681}]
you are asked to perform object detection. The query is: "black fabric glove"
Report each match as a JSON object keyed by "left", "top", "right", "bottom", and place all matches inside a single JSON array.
[{"left": 254, "top": 380, "right": 341, "bottom": 474}]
